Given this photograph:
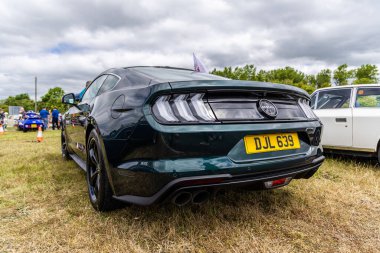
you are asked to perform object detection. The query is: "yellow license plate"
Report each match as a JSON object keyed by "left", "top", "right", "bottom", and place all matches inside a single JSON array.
[
  {"left": 244, "top": 133, "right": 300, "bottom": 154},
  {"left": 31, "top": 124, "right": 37, "bottom": 128}
]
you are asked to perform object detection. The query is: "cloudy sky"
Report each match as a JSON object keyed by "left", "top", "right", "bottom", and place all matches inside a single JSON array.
[{"left": 0, "top": 0, "right": 379, "bottom": 99}]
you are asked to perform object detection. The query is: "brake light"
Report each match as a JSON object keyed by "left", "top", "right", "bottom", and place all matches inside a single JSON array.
[
  {"left": 153, "top": 96, "right": 179, "bottom": 122},
  {"left": 188, "top": 94, "right": 216, "bottom": 121},
  {"left": 264, "top": 177, "right": 292, "bottom": 188},
  {"left": 172, "top": 95, "right": 197, "bottom": 121},
  {"left": 152, "top": 93, "right": 216, "bottom": 123}
]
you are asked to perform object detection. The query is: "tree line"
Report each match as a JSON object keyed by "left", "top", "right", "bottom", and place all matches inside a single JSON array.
[
  {"left": 211, "top": 64, "right": 379, "bottom": 94},
  {"left": 0, "top": 87, "right": 66, "bottom": 113}
]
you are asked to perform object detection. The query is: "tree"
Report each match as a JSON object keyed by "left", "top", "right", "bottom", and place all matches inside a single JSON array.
[
  {"left": 211, "top": 65, "right": 316, "bottom": 93},
  {"left": 353, "top": 64, "right": 378, "bottom": 84},
  {"left": 333, "top": 64, "right": 354, "bottom": 86},
  {"left": 40, "top": 87, "right": 65, "bottom": 112},
  {"left": 316, "top": 69, "right": 332, "bottom": 88},
  {"left": 4, "top": 93, "right": 35, "bottom": 111},
  {"left": 211, "top": 65, "right": 257, "bottom": 80}
]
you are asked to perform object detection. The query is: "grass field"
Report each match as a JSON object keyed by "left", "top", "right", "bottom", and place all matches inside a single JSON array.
[{"left": 1, "top": 129, "right": 379, "bottom": 253}]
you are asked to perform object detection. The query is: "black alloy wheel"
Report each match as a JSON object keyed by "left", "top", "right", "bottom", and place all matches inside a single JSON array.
[
  {"left": 61, "top": 131, "right": 71, "bottom": 160},
  {"left": 86, "top": 129, "right": 119, "bottom": 211}
]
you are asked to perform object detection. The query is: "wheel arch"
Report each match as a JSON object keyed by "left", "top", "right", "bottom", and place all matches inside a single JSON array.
[{"left": 85, "top": 121, "right": 117, "bottom": 195}]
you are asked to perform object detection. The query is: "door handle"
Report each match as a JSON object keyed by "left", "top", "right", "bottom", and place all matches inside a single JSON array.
[{"left": 335, "top": 118, "right": 347, "bottom": 123}]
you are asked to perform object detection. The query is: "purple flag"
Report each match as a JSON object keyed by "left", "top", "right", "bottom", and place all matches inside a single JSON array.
[{"left": 193, "top": 53, "right": 208, "bottom": 73}]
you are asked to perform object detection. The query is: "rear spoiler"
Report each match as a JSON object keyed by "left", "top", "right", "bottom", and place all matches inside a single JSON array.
[{"left": 168, "top": 80, "right": 310, "bottom": 98}]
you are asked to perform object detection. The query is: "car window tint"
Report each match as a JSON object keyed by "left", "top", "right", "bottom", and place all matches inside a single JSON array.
[
  {"left": 355, "top": 87, "right": 380, "bottom": 108},
  {"left": 315, "top": 89, "right": 351, "bottom": 109},
  {"left": 82, "top": 75, "right": 107, "bottom": 101},
  {"left": 98, "top": 75, "right": 120, "bottom": 96},
  {"left": 124, "top": 69, "right": 152, "bottom": 87},
  {"left": 130, "top": 67, "right": 227, "bottom": 84}
]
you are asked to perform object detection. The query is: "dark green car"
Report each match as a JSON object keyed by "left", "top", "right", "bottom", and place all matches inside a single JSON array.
[{"left": 61, "top": 66, "right": 324, "bottom": 211}]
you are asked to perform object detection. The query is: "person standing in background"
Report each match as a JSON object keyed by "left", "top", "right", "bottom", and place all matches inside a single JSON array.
[
  {"left": 0, "top": 109, "right": 5, "bottom": 128},
  {"left": 19, "top": 107, "right": 26, "bottom": 119},
  {"left": 76, "top": 81, "right": 92, "bottom": 101},
  {"left": 39, "top": 107, "right": 49, "bottom": 130},
  {"left": 52, "top": 108, "right": 60, "bottom": 130}
]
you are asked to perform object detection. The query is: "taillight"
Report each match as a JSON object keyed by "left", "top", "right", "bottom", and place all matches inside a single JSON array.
[
  {"left": 152, "top": 93, "right": 216, "bottom": 123},
  {"left": 153, "top": 96, "right": 178, "bottom": 122},
  {"left": 264, "top": 177, "right": 292, "bottom": 188},
  {"left": 306, "top": 127, "right": 322, "bottom": 146},
  {"left": 298, "top": 98, "right": 317, "bottom": 119}
]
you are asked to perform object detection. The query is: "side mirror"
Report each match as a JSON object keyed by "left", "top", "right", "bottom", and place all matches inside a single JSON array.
[{"left": 62, "top": 93, "right": 76, "bottom": 105}]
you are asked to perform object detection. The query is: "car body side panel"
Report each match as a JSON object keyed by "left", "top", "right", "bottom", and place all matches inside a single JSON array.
[
  {"left": 352, "top": 108, "right": 380, "bottom": 151},
  {"left": 314, "top": 108, "right": 353, "bottom": 147}
]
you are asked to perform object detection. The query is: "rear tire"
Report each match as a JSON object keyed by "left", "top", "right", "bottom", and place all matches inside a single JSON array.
[
  {"left": 61, "top": 131, "right": 71, "bottom": 160},
  {"left": 86, "top": 129, "right": 120, "bottom": 211}
]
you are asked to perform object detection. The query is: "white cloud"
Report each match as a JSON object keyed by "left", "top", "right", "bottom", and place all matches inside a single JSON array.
[{"left": 0, "top": 0, "right": 379, "bottom": 99}]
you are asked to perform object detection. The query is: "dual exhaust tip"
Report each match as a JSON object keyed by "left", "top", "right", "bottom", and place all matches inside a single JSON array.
[{"left": 171, "top": 190, "right": 211, "bottom": 206}]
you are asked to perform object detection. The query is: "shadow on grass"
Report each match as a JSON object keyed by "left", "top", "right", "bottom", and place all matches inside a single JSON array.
[
  {"left": 106, "top": 186, "right": 297, "bottom": 225},
  {"left": 43, "top": 151, "right": 304, "bottom": 227},
  {"left": 324, "top": 153, "right": 379, "bottom": 167}
]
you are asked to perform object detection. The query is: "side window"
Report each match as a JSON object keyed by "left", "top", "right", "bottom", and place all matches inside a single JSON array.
[
  {"left": 315, "top": 89, "right": 351, "bottom": 109},
  {"left": 82, "top": 75, "right": 107, "bottom": 101},
  {"left": 355, "top": 87, "right": 380, "bottom": 108},
  {"left": 310, "top": 93, "right": 317, "bottom": 109},
  {"left": 97, "top": 75, "right": 120, "bottom": 96}
]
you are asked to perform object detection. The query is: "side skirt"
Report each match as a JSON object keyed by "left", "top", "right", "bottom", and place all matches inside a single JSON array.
[
  {"left": 69, "top": 153, "right": 87, "bottom": 171},
  {"left": 323, "top": 148, "right": 376, "bottom": 158}
]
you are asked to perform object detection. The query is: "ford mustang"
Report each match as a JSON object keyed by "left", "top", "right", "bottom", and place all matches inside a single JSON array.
[{"left": 61, "top": 66, "right": 324, "bottom": 211}]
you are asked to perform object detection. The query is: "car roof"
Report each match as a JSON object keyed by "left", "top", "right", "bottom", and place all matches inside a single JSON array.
[
  {"left": 314, "top": 84, "right": 380, "bottom": 93},
  {"left": 99, "top": 66, "right": 227, "bottom": 85}
]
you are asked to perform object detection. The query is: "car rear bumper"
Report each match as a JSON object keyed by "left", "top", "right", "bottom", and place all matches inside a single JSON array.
[{"left": 112, "top": 154, "right": 324, "bottom": 206}]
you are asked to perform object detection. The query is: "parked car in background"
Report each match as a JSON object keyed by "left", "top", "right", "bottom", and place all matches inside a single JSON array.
[
  {"left": 311, "top": 84, "right": 380, "bottom": 162},
  {"left": 61, "top": 66, "right": 324, "bottom": 211},
  {"left": 18, "top": 111, "right": 45, "bottom": 132}
]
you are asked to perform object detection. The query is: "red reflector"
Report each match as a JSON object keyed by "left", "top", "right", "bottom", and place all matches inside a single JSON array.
[
  {"left": 264, "top": 177, "right": 292, "bottom": 188},
  {"left": 272, "top": 178, "right": 286, "bottom": 186}
]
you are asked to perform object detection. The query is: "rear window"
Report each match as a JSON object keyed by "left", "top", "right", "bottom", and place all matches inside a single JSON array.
[
  {"left": 130, "top": 67, "right": 226, "bottom": 84},
  {"left": 315, "top": 89, "right": 351, "bottom": 109},
  {"left": 355, "top": 87, "right": 380, "bottom": 108}
]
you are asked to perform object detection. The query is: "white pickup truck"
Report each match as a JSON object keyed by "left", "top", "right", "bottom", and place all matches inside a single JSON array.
[{"left": 311, "top": 84, "right": 380, "bottom": 162}]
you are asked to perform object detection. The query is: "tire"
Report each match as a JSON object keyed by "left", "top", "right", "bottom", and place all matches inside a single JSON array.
[
  {"left": 61, "top": 131, "right": 71, "bottom": 160},
  {"left": 86, "top": 129, "right": 119, "bottom": 211},
  {"left": 23, "top": 129, "right": 27, "bottom": 132},
  {"left": 377, "top": 146, "right": 380, "bottom": 165}
]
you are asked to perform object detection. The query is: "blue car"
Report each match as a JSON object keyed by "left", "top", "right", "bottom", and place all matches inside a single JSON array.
[{"left": 18, "top": 111, "right": 44, "bottom": 132}]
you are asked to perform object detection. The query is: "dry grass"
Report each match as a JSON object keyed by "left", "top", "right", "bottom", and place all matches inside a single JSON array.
[{"left": 1, "top": 129, "right": 379, "bottom": 253}]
